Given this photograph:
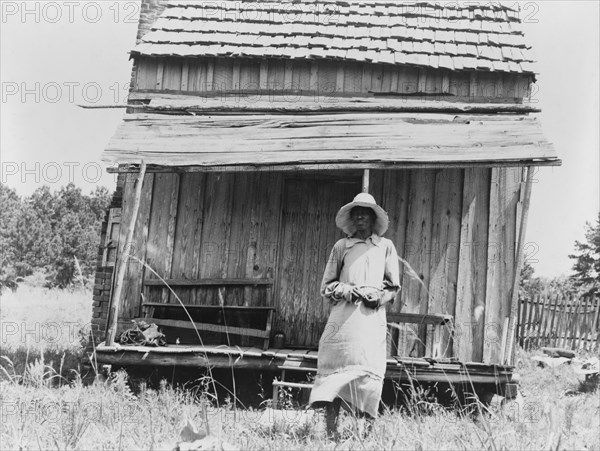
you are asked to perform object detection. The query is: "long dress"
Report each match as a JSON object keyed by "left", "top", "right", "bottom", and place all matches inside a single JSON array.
[{"left": 308, "top": 234, "right": 400, "bottom": 417}]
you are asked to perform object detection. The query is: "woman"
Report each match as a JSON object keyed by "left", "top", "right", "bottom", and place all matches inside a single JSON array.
[{"left": 309, "top": 193, "right": 401, "bottom": 438}]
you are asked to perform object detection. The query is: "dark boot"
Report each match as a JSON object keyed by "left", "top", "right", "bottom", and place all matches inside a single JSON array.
[{"left": 325, "top": 398, "right": 342, "bottom": 441}]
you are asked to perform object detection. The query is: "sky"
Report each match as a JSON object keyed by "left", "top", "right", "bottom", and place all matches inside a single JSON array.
[{"left": 1, "top": 1, "right": 598, "bottom": 278}]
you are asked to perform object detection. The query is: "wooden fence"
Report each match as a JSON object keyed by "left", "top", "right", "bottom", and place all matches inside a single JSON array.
[{"left": 517, "top": 294, "right": 600, "bottom": 351}]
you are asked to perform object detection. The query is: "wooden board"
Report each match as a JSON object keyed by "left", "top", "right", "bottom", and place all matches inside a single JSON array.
[
  {"left": 119, "top": 173, "right": 155, "bottom": 320},
  {"left": 427, "top": 169, "right": 462, "bottom": 357},
  {"left": 145, "top": 173, "right": 180, "bottom": 304},
  {"left": 197, "top": 173, "right": 235, "bottom": 305},
  {"left": 483, "top": 167, "right": 521, "bottom": 363},
  {"left": 455, "top": 168, "right": 490, "bottom": 362},
  {"left": 401, "top": 169, "right": 435, "bottom": 357},
  {"left": 169, "top": 173, "right": 206, "bottom": 304},
  {"left": 379, "top": 169, "right": 410, "bottom": 315},
  {"left": 104, "top": 112, "right": 558, "bottom": 169}
]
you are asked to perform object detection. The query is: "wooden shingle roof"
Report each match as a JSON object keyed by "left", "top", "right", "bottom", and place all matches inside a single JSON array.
[{"left": 132, "top": 0, "right": 536, "bottom": 74}]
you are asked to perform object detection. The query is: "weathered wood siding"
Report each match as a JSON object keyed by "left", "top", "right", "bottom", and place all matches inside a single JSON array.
[
  {"left": 132, "top": 56, "right": 532, "bottom": 102},
  {"left": 112, "top": 168, "right": 524, "bottom": 363}
]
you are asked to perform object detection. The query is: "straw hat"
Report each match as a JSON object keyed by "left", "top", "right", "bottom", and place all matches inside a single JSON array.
[{"left": 335, "top": 193, "right": 389, "bottom": 236}]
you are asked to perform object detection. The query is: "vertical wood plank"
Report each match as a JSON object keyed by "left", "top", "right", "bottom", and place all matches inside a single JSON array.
[
  {"left": 469, "top": 72, "right": 478, "bottom": 100},
  {"left": 548, "top": 295, "right": 560, "bottom": 346},
  {"left": 397, "top": 66, "right": 419, "bottom": 95},
  {"left": 206, "top": 58, "right": 215, "bottom": 90},
  {"left": 145, "top": 173, "right": 180, "bottom": 304},
  {"left": 425, "top": 70, "right": 443, "bottom": 96},
  {"left": 119, "top": 173, "right": 155, "bottom": 320},
  {"left": 417, "top": 68, "right": 427, "bottom": 93},
  {"left": 213, "top": 58, "right": 233, "bottom": 91},
  {"left": 343, "top": 62, "right": 362, "bottom": 93},
  {"left": 455, "top": 168, "right": 490, "bottom": 362},
  {"left": 197, "top": 173, "right": 235, "bottom": 305},
  {"left": 284, "top": 60, "right": 293, "bottom": 91},
  {"left": 361, "top": 64, "right": 372, "bottom": 93},
  {"left": 227, "top": 173, "right": 254, "bottom": 306},
  {"left": 336, "top": 65, "right": 345, "bottom": 92},
  {"left": 232, "top": 60, "right": 241, "bottom": 91},
  {"left": 401, "top": 169, "right": 435, "bottom": 356},
  {"left": 293, "top": 61, "right": 311, "bottom": 92},
  {"left": 135, "top": 57, "right": 158, "bottom": 90},
  {"left": 239, "top": 60, "right": 260, "bottom": 92},
  {"left": 187, "top": 60, "right": 205, "bottom": 92},
  {"left": 428, "top": 169, "right": 462, "bottom": 357},
  {"left": 381, "top": 65, "right": 395, "bottom": 92},
  {"left": 268, "top": 59, "right": 286, "bottom": 91},
  {"left": 162, "top": 58, "right": 182, "bottom": 90},
  {"left": 249, "top": 172, "right": 283, "bottom": 306},
  {"left": 180, "top": 62, "right": 189, "bottom": 91},
  {"left": 441, "top": 71, "right": 450, "bottom": 94},
  {"left": 259, "top": 60, "right": 269, "bottom": 90},
  {"left": 309, "top": 61, "right": 319, "bottom": 92},
  {"left": 170, "top": 173, "right": 205, "bottom": 304},
  {"left": 155, "top": 59, "right": 165, "bottom": 90},
  {"left": 317, "top": 61, "right": 337, "bottom": 99},
  {"left": 483, "top": 167, "right": 520, "bottom": 363},
  {"left": 371, "top": 65, "right": 384, "bottom": 92},
  {"left": 525, "top": 293, "right": 536, "bottom": 350}
]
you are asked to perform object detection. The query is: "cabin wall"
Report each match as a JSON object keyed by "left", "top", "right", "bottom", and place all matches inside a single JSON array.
[
  {"left": 105, "top": 167, "right": 526, "bottom": 363},
  {"left": 131, "top": 56, "right": 532, "bottom": 102}
]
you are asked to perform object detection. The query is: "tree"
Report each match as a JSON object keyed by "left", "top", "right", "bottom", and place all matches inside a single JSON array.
[
  {"left": 0, "top": 184, "right": 23, "bottom": 285},
  {"left": 0, "top": 182, "right": 111, "bottom": 288},
  {"left": 569, "top": 213, "right": 600, "bottom": 296}
]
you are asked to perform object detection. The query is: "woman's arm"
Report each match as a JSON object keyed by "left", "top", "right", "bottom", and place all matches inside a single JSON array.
[
  {"left": 381, "top": 240, "right": 401, "bottom": 305},
  {"left": 320, "top": 240, "right": 354, "bottom": 302}
]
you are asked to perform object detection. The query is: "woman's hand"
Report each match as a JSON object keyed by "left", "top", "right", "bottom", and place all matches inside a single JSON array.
[{"left": 353, "top": 286, "right": 384, "bottom": 309}]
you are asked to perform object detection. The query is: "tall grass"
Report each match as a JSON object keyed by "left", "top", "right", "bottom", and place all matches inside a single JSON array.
[
  {"left": 1, "top": 286, "right": 598, "bottom": 450},
  {"left": 1, "top": 286, "right": 92, "bottom": 382}
]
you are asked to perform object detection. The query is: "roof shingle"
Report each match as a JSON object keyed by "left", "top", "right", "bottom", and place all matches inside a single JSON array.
[{"left": 132, "top": 0, "right": 537, "bottom": 74}]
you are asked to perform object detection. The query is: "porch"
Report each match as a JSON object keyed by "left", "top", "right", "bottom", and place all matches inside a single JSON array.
[{"left": 94, "top": 342, "right": 515, "bottom": 391}]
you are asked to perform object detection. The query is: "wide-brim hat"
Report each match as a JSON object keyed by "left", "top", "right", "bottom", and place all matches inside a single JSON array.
[{"left": 335, "top": 193, "right": 389, "bottom": 236}]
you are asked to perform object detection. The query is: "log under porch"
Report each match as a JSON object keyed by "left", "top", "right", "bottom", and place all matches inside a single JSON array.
[{"left": 94, "top": 343, "right": 515, "bottom": 391}]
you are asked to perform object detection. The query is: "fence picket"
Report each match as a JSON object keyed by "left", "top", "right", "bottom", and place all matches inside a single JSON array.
[
  {"left": 516, "top": 294, "right": 599, "bottom": 352},
  {"left": 592, "top": 297, "right": 600, "bottom": 352},
  {"left": 549, "top": 293, "right": 559, "bottom": 347}
]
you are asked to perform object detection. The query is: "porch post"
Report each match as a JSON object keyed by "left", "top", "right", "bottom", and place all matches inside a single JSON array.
[
  {"left": 105, "top": 161, "right": 147, "bottom": 346},
  {"left": 362, "top": 169, "right": 370, "bottom": 193},
  {"left": 506, "top": 165, "right": 534, "bottom": 364}
]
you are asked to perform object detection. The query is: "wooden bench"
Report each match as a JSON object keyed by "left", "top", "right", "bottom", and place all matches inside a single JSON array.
[
  {"left": 387, "top": 312, "right": 454, "bottom": 358},
  {"left": 140, "top": 278, "right": 275, "bottom": 350}
]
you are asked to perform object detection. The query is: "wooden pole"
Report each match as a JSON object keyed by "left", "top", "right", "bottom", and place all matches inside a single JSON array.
[
  {"left": 507, "top": 166, "right": 534, "bottom": 364},
  {"left": 106, "top": 161, "right": 147, "bottom": 346},
  {"left": 362, "top": 169, "right": 370, "bottom": 193}
]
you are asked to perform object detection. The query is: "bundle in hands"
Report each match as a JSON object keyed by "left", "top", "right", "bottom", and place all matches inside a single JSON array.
[{"left": 324, "top": 282, "right": 385, "bottom": 309}]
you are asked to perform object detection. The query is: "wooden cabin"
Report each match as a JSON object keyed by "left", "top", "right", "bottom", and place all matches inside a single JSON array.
[{"left": 93, "top": 0, "right": 559, "bottom": 400}]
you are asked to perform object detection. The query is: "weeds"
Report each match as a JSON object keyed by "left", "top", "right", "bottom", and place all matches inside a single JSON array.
[{"left": 2, "top": 287, "right": 599, "bottom": 449}]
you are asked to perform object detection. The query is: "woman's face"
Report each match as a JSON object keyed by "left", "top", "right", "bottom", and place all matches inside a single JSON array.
[{"left": 351, "top": 207, "right": 375, "bottom": 233}]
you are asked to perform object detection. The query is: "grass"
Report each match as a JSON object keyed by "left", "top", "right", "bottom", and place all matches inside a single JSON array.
[{"left": 1, "top": 286, "right": 599, "bottom": 450}]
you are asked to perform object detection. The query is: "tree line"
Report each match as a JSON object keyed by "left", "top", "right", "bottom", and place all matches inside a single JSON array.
[
  {"left": 520, "top": 213, "right": 600, "bottom": 299},
  {"left": 1, "top": 183, "right": 111, "bottom": 288}
]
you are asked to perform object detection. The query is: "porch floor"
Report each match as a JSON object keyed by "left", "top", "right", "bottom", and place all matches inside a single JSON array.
[{"left": 95, "top": 343, "right": 515, "bottom": 387}]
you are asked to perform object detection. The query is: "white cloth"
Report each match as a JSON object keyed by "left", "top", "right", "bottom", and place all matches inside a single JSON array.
[{"left": 309, "top": 234, "right": 400, "bottom": 417}]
